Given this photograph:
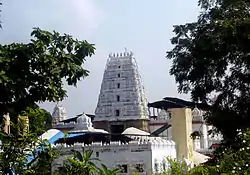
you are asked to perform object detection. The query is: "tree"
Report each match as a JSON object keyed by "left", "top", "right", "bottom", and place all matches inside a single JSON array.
[
  {"left": 0, "top": 131, "right": 38, "bottom": 174},
  {"left": 0, "top": 28, "right": 95, "bottom": 123},
  {"left": 58, "top": 148, "right": 121, "bottom": 175},
  {"left": 212, "top": 128, "right": 250, "bottom": 174},
  {"left": 58, "top": 148, "right": 101, "bottom": 175},
  {"left": 0, "top": 128, "right": 61, "bottom": 175},
  {"left": 22, "top": 106, "right": 52, "bottom": 136},
  {"left": 167, "top": 0, "right": 250, "bottom": 144},
  {"left": 0, "top": 28, "right": 95, "bottom": 174},
  {"left": 25, "top": 143, "right": 60, "bottom": 175},
  {"left": 98, "top": 164, "right": 120, "bottom": 175}
]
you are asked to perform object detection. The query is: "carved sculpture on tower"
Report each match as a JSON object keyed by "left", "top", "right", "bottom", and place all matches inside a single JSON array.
[
  {"left": 94, "top": 51, "right": 149, "bottom": 133},
  {"left": 52, "top": 104, "right": 67, "bottom": 126}
]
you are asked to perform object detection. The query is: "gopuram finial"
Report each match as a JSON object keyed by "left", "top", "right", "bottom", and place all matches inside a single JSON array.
[{"left": 124, "top": 47, "right": 127, "bottom": 53}]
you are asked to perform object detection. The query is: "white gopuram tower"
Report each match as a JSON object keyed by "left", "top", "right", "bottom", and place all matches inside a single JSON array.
[
  {"left": 94, "top": 51, "right": 149, "bottom": 133},
  {"left": 52, "top": 104, "right": 67, "bottom": 127}
]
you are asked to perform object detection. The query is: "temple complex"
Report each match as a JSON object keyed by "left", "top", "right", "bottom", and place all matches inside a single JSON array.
[
  {"left": 46, "top": 51, "right": 222, "bottom": 174},
  {"left": 0, "top": 50, "right": 224, "bottom": 174}
]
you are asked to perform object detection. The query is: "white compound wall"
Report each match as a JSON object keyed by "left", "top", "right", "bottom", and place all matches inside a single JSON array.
[{"left": 52, "top": 138, "right": 176, "bottom": 174}]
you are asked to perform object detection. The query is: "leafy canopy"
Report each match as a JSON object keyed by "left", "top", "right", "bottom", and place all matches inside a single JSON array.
[
  {"left": 57, "top": 148, "right": 120, "bottom": 175},
  {"left": 167, "top": 0, "right": 250, "bottom": 142},
  {"left": 22, "top": 105, "right": 52, "bottom": 136},
  {"left": 0, "top": 28, "right": 95, "bottom": 120}
]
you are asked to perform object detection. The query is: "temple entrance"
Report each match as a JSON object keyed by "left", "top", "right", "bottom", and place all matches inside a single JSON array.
[
  {"left": 110, "top": 124, "right": 125, "bottom": 141},
  {"left": 110, "top": 124, "right": 124, "bottom": 134}
]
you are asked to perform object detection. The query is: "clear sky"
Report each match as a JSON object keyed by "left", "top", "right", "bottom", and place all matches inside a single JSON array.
[{"left": 0, "top": 0, "right": 200, "bottom": 117}]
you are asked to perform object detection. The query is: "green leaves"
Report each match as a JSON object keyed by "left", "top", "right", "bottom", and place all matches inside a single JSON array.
[
  {"left": 57, "top": 148, "right": 121, "bottom": 175},
  {"left": 58, "top": 148, "right": 100, "bottom": 175},
  {"left": 167, "top": 0, "right": 250, "bottom": 142},
  {"left": 22, "top": 106, "right": 52, "bottom": 136},
  {"left": 0, "top": 28, "right": 95, "bottom": 121}
]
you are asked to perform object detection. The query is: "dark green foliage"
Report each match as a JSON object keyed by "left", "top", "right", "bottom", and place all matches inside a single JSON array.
[
  {"left": 212, "top": 129, "right": 250, "bottom": 174},
  {"left": 58, "top": 148, "right": 102, "bottom": 175},
  {"left": 22, "top": 106, "right": 52, "bottom": 136},
  {"left": 25, "top": 143, "right": 60, "bottom": 175},
  {"left": 0, "top": 130, "right": 38, "bottom": 174},
  {"left": 99, "top": 164, "right": 120, "bottom": 175},
  {"left": 0, "top": 28, "right": 95, "bottom": 174},
  {"left": 0, "top": 129, "right": 60, "bottom": 175},
  {"left": 57, "top": 148, "right": 121, "bottom": 175},
  {"left": 0, "top": 28, "right": 95, "bottom": 121},
  {"left": 167, "top": 0, "right": 250, "bottom": 144}
]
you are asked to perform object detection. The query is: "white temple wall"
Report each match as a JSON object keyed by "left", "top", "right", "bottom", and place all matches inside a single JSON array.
[
  {"left": 52, "top": 139, "right": 176, "bottom": 174},
  {"left": 151, "top": 141, "right": 176, "bottom": 173}
]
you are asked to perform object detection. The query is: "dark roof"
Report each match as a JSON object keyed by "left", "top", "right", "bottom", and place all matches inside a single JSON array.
[
  {"left": 148, "top": 97, "right": 211, "bottom": 110},
  {"left": 55, "top": 132, "right": 109, "bottom": 145},
  {"left": 60, "top": 113, "right": 95, "bottom": 123}
]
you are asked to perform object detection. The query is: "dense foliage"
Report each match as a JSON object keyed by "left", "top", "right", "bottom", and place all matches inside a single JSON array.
[
  {"left": 0, "top": 131, "right": 38, "bottom": 174},
  {"left": 167, "top": 0, "right": 250, "bottom": 144},
  {"left": 165, "top": 129, "right": 250, "bottom": 175},
  {"left": 57, "top": 148, "right": 120, "bottom": 175},
  {"left": 0, "top": 28, "right": 95, "bottom": 174},
  {"left": 0, "top": 28, "right": 95, "bottom": 122},
  {"left": 22, "top": 106, "right": 52, "bottom": 136},
  {"left": 211, "top": 128, "right": 250, "bottom": 174}
]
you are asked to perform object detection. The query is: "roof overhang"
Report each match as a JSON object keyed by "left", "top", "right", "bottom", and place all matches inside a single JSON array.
[{"left": 148, "top": 97, "right": 211, "bottom": 110}]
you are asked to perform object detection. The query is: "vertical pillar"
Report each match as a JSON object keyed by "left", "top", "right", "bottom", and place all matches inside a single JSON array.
[
  {"left": 3, "top": 113, "right": 10, "bottom": 134},
  {"left": 201, "top": 124, "right": 208, "bottom": 149},
  {"left": 170, "top": 108, "right": 194, "bottom": 162}
]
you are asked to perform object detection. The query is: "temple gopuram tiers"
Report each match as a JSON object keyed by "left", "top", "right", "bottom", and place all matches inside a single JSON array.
[{"left": 94, "top": 51, "right": 149, "bottom": 134}]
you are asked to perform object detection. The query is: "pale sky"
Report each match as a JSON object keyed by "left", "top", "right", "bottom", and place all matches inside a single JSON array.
[{"left": 0, "top": 0, "right": 200, "bottom": 117}]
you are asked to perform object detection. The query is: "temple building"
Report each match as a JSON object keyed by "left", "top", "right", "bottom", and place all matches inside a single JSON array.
[
  {"left": 51, "top": 104, "right": 67, "bottom": 127},
  {"left": 46, "top": 51, "right": 222, "bottom": 174},
  {"left": 94, "top": 51, "right": 149, "bottom": 134},
  {"left": 50, "top": 113, "right": 177, "bottom": 174},
  {"left": 148, "top": 97, "right": 223, "bottom": 156}
]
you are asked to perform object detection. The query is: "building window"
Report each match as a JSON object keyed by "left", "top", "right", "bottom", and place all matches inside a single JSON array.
[
  {"left": 117, "top": 73, "right": 120, "bottom": 78},
  {"left": 135, "top": 164, "right": 144, "bottom": 172},
  {"left": 154, "top": 162, "right": 159, "bottom": 172},
  {"left": 162, "top": 161, "right": 166, "bottom": 171},
  {"left": 117, "top": 83, "right": 120, "bottom": 88},
  {"left": 117, "top": 164, "right": 128, "bottom": 173},
  {"left": 117, "top": 95, "right": 120, "bottom": 102},
  {"left": 96, "top": 152, "right": 99, "bottom": 157},
  {"left": 115, "top": 110, "right": 120, "bottom": 116}
]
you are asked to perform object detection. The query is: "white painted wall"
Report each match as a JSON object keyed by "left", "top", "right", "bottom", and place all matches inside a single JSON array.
[
  {"left": 52, "top": 138, "right": 176, "bottom": 174},
  {"left": 151, "top": 140, "right": 176, "bottom": 174}
]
